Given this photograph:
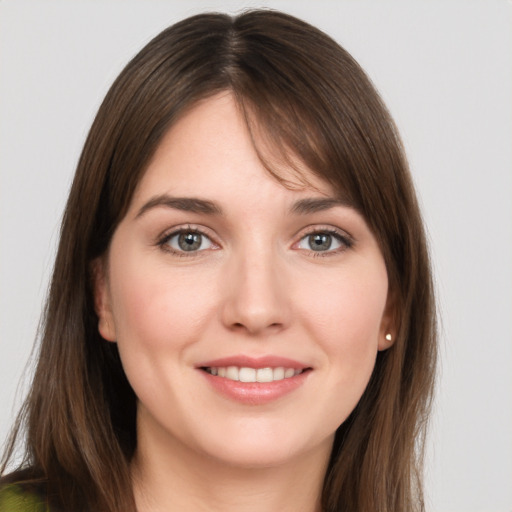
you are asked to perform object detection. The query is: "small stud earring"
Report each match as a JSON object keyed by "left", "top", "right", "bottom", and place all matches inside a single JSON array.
[{"left": 385, "top": 333, "right": 392, "bottom": 342}]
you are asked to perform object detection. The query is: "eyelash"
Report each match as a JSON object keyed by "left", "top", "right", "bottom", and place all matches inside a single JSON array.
[
  {"left": 296, "top": 227, "right": 353, "bottom": 257},
  {"left": 157, "top": 225, "right": 216, "bottom": 257},
  {"left": 156, "top": 226, "right": 354, "bottom": 257}
]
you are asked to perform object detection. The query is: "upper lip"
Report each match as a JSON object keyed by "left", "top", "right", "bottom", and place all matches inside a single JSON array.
[{"left": 196, "top": 355, "right": 310, "bottom": 370}]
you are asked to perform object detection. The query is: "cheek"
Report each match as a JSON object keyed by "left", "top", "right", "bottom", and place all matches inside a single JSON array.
[
  {"left": 295, "top": 262, "right": 388, "bottom": 380},
  {"left": 299, "top": 263, "right": 387, "bottom": 334},
  {"left": 105, "top": 254, "right": 219, "bottom": 415},
  {"left": 107, "top": 253, "right": 216, "bottom": 355}
]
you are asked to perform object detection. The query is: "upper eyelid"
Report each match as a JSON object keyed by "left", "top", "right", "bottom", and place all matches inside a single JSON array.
[
  {"left": 158, "top": 224, "right": 217, "bottom": 242},
  {"left": 294, "top": 224, "right": 354, "bottom": 242}
]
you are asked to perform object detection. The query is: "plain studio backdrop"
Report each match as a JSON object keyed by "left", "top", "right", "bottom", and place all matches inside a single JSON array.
[{"left": 0, "top": 1, "right": 511, "bottom": 511}]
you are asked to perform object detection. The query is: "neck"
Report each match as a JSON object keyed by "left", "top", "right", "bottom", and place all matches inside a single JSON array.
[{"left": 131, "top": 421, "right": 332, "bottom": 512}]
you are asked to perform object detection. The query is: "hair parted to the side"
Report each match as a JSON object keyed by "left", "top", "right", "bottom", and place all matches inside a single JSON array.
[{"left": 1, "top": 10, "right": 436, "bottom": 512}]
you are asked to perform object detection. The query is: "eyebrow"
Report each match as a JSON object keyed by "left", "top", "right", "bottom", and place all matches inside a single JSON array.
[
  {"left": 290, "top": 197, "right": 355, "bottom": 214},
  {"left": 136, "top": 195, "right": 223, "bottom": 218},
  {"left": 135, "top": 194, "right": 355, "bottom": 219}
]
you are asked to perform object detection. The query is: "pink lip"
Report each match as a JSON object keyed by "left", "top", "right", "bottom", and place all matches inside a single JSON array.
[
  {"left": 196, "top": 355, "right": 312, "bottom": 406},
  {"left": 196, "top": 355, "right": 309, "bottom": 370}
]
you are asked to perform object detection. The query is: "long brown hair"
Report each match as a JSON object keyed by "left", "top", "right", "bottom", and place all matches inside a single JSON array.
[{"left": 1, "top": 10, "right": 436, "bottom": 512}]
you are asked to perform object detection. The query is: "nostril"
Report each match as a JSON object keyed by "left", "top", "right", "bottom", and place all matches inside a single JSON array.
[{"left": 228, "top": 320, "right": 284, "bottom": 335}]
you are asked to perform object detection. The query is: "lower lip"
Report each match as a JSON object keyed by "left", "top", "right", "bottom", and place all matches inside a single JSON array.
[{"left": 199, "top": 370, "right": 310, "bottom": 405}]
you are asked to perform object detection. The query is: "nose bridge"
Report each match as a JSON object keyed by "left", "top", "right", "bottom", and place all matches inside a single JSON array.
[{"left": 221, "top": 235, "right": 289, "bottom": 335}]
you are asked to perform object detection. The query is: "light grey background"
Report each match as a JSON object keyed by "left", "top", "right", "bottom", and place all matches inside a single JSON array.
[{"left": 1, "top": 1, "right": 511, "bottom": 511}]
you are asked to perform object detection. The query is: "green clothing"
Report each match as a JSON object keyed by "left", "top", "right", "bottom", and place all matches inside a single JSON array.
[{"left": 0, "top": 485, "right": 48, "bottom": 512}]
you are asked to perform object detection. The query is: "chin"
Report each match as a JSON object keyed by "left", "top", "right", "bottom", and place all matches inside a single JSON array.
[{"left": 194, "top": 426, "right": 335, "bottom": 470}]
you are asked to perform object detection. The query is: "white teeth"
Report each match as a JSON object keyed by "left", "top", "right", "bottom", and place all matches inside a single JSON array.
[
  {"left": 205, "top": 366, "right": 304, "bottom": 383},
  {"left": 256, "top": 367, "right": 273, "bottom": 383},
  {"left": 226, "top": 366, "right": 239, "bottom": 380},
  {"left": 239, "top": 367, "right": 256, "bottom": 382},
  {"left": 273, "top": 367, "right": 285, "bottom": 381},
  {"left": 284, "top": 368, "right": 295, "bottom": 379}
]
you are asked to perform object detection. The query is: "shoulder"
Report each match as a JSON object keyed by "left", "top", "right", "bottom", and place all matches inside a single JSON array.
[{"left": 0, "top": 484, "right": 48, "bottom": 512}]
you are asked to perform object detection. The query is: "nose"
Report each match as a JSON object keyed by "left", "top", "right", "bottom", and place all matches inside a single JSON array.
[{"left": 220, "top": 247, "right": 291, "bottom": 336}]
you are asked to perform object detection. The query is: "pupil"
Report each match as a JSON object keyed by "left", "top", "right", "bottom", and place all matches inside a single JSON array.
[
  {"left": 310, "top": 233, "right": 331, "bottom": 251},
  {"left": 178, "top": 232, "right": 201, "bottom": 251}
]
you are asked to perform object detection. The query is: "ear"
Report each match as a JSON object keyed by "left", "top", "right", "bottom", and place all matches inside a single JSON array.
[
  {"left": 90, "top": 258, "right": 117, "bottom": 342},
  {"left": 378, "top": 288, "right": 398, "bottom": 351}
]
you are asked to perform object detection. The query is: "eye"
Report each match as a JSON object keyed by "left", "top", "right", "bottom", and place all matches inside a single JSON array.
[
  {"left": 296, "top": 230, "right": 351, "bottom": 253},
  {"left": 163, "top": 230, "right": 215, "bottom": 253}
]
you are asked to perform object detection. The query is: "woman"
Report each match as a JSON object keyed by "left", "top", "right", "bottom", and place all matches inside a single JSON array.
[{"left": 0, "top": 10, "right": 436, "bottom": 512}]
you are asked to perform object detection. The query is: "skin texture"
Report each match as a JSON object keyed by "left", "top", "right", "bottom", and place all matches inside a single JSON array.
[{"left": 94, "top": 92, "right": 394, "bottom": 512}]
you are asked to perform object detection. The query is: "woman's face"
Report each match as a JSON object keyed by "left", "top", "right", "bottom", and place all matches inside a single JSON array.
[{"left": 95, "top": 92, "right": 393, "bottom": 470}]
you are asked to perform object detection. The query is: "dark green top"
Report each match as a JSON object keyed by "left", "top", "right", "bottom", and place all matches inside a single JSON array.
[{"left": 0, "top": 485, "right": 48, "bottom": 512}]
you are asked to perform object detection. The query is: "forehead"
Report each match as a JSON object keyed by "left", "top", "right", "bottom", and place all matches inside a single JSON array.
[{"left": 129, "top": 92, "right": 341, "bottom": 211}]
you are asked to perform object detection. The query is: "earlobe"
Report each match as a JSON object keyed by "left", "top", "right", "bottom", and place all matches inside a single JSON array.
[
  {"left": 378, "top": 289, "right": 398, "bottom": 351},
  {"left": 379, "top": 332, "right": 394, "bottom": 351},
  {"left": 91, "top": 258, "right": 117, "bottom": 342}
]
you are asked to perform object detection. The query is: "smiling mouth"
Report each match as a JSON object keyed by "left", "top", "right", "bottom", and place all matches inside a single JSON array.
[{"left": 202, "top": 366, "right": 309, "bottom": 383}]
